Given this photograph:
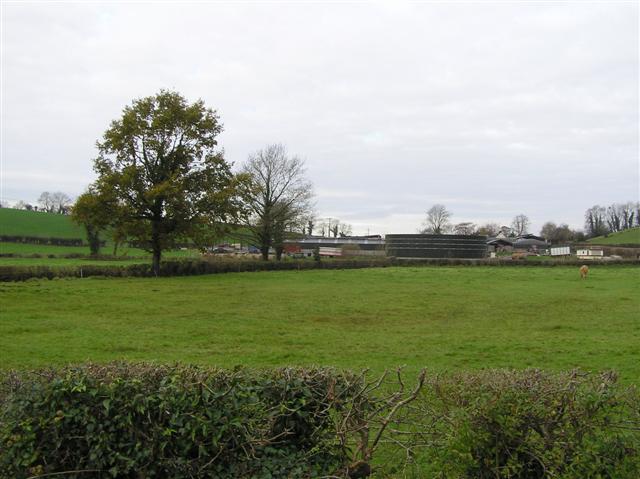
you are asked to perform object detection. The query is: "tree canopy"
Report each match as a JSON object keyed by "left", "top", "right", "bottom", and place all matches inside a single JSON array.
[{"left": 90, "top": 90, "right": 244, "bottom": 273}]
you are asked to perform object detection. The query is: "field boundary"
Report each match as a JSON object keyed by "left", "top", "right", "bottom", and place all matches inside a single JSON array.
[{"left": 1, "top": 257, "right": 639, "bottom": 281}]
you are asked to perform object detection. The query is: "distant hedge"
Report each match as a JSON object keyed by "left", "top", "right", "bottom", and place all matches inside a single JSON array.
[
  {"left": 0, "top": 235, "right": 105, "bottom": 247},
  {"left": 1, "top": 365, "right": 638, "bottom": 478},
  {"left": 1, "top": 257, "right": 639, "bottom": 281}
]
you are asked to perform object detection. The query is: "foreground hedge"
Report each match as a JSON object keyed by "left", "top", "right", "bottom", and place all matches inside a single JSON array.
[
  {"left": 1, "top": 365, "right": 638, "bottom": 478},
  {"left": 389, "top": 370, "right": 640, "bottom": 478},
  {"left": 0, "top": 364, "right": 366, "bottom": 478},
  {"left": 1, "top": 257, "right": 639, "bottom": 281}
]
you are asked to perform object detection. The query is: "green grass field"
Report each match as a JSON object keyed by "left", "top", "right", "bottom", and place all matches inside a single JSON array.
[
  {"left": 0, "top": 208, "right": 85, "bottom": 238},
  {"left": 0, "top": 208, "right": 247, "bottom": 265},
  {"left": 2, "top": 266, "right": 639, "bottom": 383},
  {"left": 588, "top": 227, "right": 640, "bottom": 245},
  {"left": 0, "top": 242, "right": 200, "bottom": 265}
]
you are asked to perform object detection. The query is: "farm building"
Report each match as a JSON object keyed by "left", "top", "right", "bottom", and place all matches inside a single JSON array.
[
  {"left": 385, "top": 234, "right": 487, "bottom": 259},
  {"left": 284, "top": 235, "right": 385, "bottom": 257},
  {"left": 487, "top": 234, "right": 549, "bottom": 254},
  {"left": 487, "top": 238, "right": 513, "bottom": 253},
  {"left": 577, "top": 247, "right": 604, "bottom": 259},
  {"left": 512, "top": 237, "right": 549, "bottom": 252},
  {"left": 550, "top": 245, "right": 571, "bottom": 256}
]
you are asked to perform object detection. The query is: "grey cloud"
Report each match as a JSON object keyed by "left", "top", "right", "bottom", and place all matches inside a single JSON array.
[{"left": 1, "top": 2, "right": 637, "bottom": 234}]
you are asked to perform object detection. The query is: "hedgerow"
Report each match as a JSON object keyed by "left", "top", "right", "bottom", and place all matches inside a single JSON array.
[
  {"left": 1, "top": 257, "right": 638, "bottom": 281},
  {"left": 0, "top": 364, "right": 368, "bottom": 478},
  {"left": 381, "top": 369, "right": 640, "bottom": 478},
  {"left": 0, "top": 235, "right": 103, "bottom": 247},
  {"left": 1, "top": 365, "right": 638, "bottom": 478}
]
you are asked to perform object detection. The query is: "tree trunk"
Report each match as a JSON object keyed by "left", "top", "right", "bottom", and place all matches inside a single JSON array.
[
  {"left": 261, "top": 245, "right": 269, "bottom": 261},
  {"left": 152, "top": 248, "right": 161, "bottom": 276},
  {"left": 86, "top": 226, "right": 100, "bottom": 256},
  {"left": 151, "top": 220, "right": 162, "bottom": 276},
  {"left": 275, "top": 246, "right": 283, "bottom": 261}
]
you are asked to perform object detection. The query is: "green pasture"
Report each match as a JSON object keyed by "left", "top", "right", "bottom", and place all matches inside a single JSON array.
[
  {"left": 0, "top": 208, "right": 84, "bottom": 238},
  {"left": 0, "top": 241, "right": 200, "bottom": 264},
  {"left": 0, "top": 257, "right": 149, "bottom": 267},
  {"left": 2, "top": 266, "right": 639, "bottom": 383},
  {"left": 0, "top": 242, "right": 155, "bottom": 257},
  {"left": 588, "top": 227, "right": 640, "bottom": 245},
  {"left": 0, "top": 207, "right": 253, "bottom": 246}
]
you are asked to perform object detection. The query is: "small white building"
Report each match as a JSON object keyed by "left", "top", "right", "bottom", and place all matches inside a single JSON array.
[
  {"left": 576, "top": 248, "right": 604, "bottom": 259},
  {"left": 550, "top": 246, "right": 571, "bottom": 256}
]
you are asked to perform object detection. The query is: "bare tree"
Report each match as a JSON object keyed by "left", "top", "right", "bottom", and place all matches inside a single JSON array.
[
  {"left": 453, "top": 222, "right": 476, "bottom": 235},
  {"left": 318, "top": 218, "right": 336, "bottom": 237},
  {"left": 37, "top": 191, "right": 72, "bottom": 214},
  {"left": 338, "top": 222, "right": 353, "bottom": 237},
  {"left": 240, "top": 144, "right": 314, "bottom": 261},
  {"left": 51, "top": 192, "right": 72, "bottom": 214},
  {"left": 476, "top": 222, "right": 500, "bottom": 237},
  {"left": 606, "top": 205, "right": 622, "bottom": 233},
  {"left": 305, "top": 217, "right": 315, "bottom": 236},
  {"left": 584, "top": 205, "right": 608, "bottom": 237},
  {"left": 420, "top": 204, "right": 452, "bottom": 234},
  {"left": 511, "top": 214, "right": 530, "bottom": 236},
  {"left": 38, "top": 191, "right": 54, "bottom": 212},
  {"left": 619, "top": 202, "right": 636, "bottom": 230}
]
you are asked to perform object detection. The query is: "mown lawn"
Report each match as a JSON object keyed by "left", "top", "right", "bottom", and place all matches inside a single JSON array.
[{"left": 1, "top": 266, "right": 639, "bottom": 383}]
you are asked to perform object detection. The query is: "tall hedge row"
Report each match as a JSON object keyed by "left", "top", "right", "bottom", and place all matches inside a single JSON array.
[
  {"left": 0, "top": 364, "right": 365, "bottom": 478},
  {"left": 1, "top": 365, "right": 638, "bottom": 478},
  {"left": 1, "top": 257, "right": 638, "bottom": 281}
]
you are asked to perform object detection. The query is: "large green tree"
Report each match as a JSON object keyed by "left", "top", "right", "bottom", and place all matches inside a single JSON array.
[{"left": 91, "top": 90, "right": 244, "bottom": 274}]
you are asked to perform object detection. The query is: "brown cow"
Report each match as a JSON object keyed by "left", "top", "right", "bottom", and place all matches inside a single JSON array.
[{"left": 579, "top": 265, "right": 589, "bottom": 279}]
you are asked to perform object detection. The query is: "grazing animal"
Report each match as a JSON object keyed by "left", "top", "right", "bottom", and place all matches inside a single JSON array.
[{"left": 579, "top": 265, "right": 589, "bottom": 279}]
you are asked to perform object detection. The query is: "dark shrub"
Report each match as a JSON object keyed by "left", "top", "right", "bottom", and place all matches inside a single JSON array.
[
  {"left": 400, "top": 370, "right": 640, "bottom": 478},
  {"left": 0, "top": 363, "right": 364, "bottom": 478}
]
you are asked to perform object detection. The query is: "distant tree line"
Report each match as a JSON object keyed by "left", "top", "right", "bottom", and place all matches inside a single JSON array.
[
  {"left": 417, "top": 202, "right": 640, "bottom": 244},
  {"left": 419, "top": 205, "right": 537, "bottom": 239},
  {"left": 583, "top": 202, "right": 639, "bottom": 238},
  {"left": 10, "top": 192, "right": 73, "bottom": 214}
]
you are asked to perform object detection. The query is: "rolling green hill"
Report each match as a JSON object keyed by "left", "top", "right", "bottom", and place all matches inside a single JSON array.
[
  {"left": 0, "top": 208, "right": 85, "bottom": 239},
  {"left": 0, "top": 207, "right": 253, "bottom": 260},
  {"left": 587, "top": 227, "right": 640, "bottom": 245}
]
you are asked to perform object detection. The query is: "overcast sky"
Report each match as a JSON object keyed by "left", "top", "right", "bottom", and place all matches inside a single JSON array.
[{"left": 1, "top": 1, "right": 638, "bottom": 235}]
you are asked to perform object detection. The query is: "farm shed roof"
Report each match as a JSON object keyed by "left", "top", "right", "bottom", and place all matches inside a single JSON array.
[
  {"left": 512, "top": 238, "right": 549, "bottom": 247},
  {"left": 487, "top": 238, "right": 513, "bottom": 246}
]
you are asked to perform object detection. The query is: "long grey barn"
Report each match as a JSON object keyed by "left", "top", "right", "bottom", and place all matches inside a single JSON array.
[{"left": 385, "top": 234, "right": 487, "bottom": 259}]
